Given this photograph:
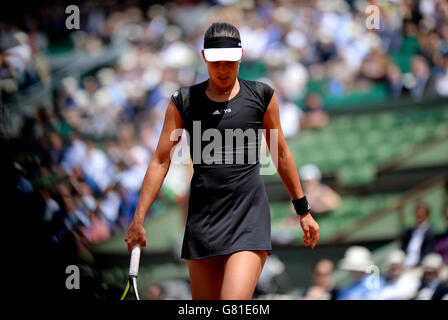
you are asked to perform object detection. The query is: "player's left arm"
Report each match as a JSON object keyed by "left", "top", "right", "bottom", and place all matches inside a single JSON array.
[{"left": 262, "top": 93, "right": 319, "bottom": 249}]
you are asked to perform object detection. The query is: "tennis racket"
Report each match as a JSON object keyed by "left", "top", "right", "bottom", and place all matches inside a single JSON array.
[{"left": 120, "top": 244, "right": 141, "bottom": 300}]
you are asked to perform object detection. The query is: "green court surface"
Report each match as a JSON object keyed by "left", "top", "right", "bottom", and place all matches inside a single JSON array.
[{"left": 92, "top": 204, "right": 185, "bottom": 254}]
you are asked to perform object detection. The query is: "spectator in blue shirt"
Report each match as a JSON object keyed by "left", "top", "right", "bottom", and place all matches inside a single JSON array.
[{"left": 337, "top": 246, "right": 385, "bottom": 300}]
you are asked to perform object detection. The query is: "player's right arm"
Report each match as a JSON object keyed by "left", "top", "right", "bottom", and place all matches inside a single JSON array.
[{"left": 125, "top": 101, "right": 184, "bottom": 253}]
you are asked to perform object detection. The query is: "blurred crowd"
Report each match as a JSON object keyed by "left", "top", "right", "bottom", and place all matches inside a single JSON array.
[
  {"left": 10, "top": 104, "right": 191, "bottom": 250},
  {"left": 293, "top": 203, "right": 448, "bottom": 300},
  {"left": 5, "top": 0, "right": 448, "bottom": 247},
  {"left": 2, "top": 0, "right": 448, "bottom": 135},
  {"left": 0, "top": 22, "right": 51, "bottom": 97},
  {"left": 2, "top": 0, "right": 448, "bottom": 300},
  {"left": 144, "top": 202, "right": 448, "bottom": 300}
]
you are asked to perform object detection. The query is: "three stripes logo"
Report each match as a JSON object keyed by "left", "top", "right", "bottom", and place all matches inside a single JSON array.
[{"left": 212, "top": 108, "right": 231, "bottom": 115}]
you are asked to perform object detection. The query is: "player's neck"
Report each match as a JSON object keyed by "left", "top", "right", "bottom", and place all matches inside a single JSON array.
[{"left": 207, "top": 78, "right": 239, "bottom": 96}]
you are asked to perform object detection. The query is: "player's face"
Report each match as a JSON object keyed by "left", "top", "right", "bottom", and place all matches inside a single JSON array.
[{"left": 202, "top": 50, "right": 241, "bottom": 90}]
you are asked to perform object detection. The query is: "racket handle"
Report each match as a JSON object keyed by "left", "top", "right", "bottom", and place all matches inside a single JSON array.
[{"left": 129, "top": 244, "right": 141, "bottom": 277}]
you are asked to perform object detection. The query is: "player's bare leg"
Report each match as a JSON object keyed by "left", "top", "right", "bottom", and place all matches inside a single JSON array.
[
  {"left": 220, "top": 250, "right": 268, "bottom": 299},
  {"left": 187, "top": 255, "right": 225, "bottom": 299}
]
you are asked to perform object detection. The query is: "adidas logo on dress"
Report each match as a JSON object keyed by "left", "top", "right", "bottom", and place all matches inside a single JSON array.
[{"left": 212, "top": 108, "right": 231, "bottom": 115}]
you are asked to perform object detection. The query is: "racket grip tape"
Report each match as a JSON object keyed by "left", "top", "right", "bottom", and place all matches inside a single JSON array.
[{"left": 129, "top": 244, "right": 141, "bottom": 277}]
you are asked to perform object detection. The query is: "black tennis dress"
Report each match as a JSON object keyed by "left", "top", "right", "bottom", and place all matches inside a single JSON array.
[{"left": 171, "top": 77, "right": 274, "bottom": 260}]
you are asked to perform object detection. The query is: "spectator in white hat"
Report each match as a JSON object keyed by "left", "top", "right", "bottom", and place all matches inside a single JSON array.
[
  {"left": 377, "top": 249, "right": 419, "bottom": 300},
  {"left": 413, "top": 253, "right": 448, "bottom": 300},
  {"left": 337, "top": 246, "right": 385, "bottom": 300}
]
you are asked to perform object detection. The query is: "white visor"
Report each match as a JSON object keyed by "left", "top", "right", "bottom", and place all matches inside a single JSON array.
[{"left": 203, "top": 47, "right": 243, "bottom": 62}]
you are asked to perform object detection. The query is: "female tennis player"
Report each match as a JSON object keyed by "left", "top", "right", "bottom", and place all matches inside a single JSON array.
[{"left": 125, "top": 22, "right": 319, "bottom": 300}]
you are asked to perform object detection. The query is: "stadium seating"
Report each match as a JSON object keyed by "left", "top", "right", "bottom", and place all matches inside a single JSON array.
[
  {"left": 263, "top": 104, "right": 448, "bottom": 187},
  {"left": 269, "top": 179, "right": 446, "bottom": 245}
]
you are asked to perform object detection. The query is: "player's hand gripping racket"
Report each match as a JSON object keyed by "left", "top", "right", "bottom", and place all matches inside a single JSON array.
[{"left": 121, "top": 244, "right": 141, "bottom": 300}]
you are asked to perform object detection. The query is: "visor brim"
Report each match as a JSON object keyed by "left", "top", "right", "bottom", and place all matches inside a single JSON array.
[{"left": 203, "top": 48, "right": 242, "bottom": 62}]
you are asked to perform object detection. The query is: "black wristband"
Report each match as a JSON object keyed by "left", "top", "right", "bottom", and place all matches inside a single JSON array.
[{"left": 292, "top": 196, "right": 311, "bottom": 216}]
